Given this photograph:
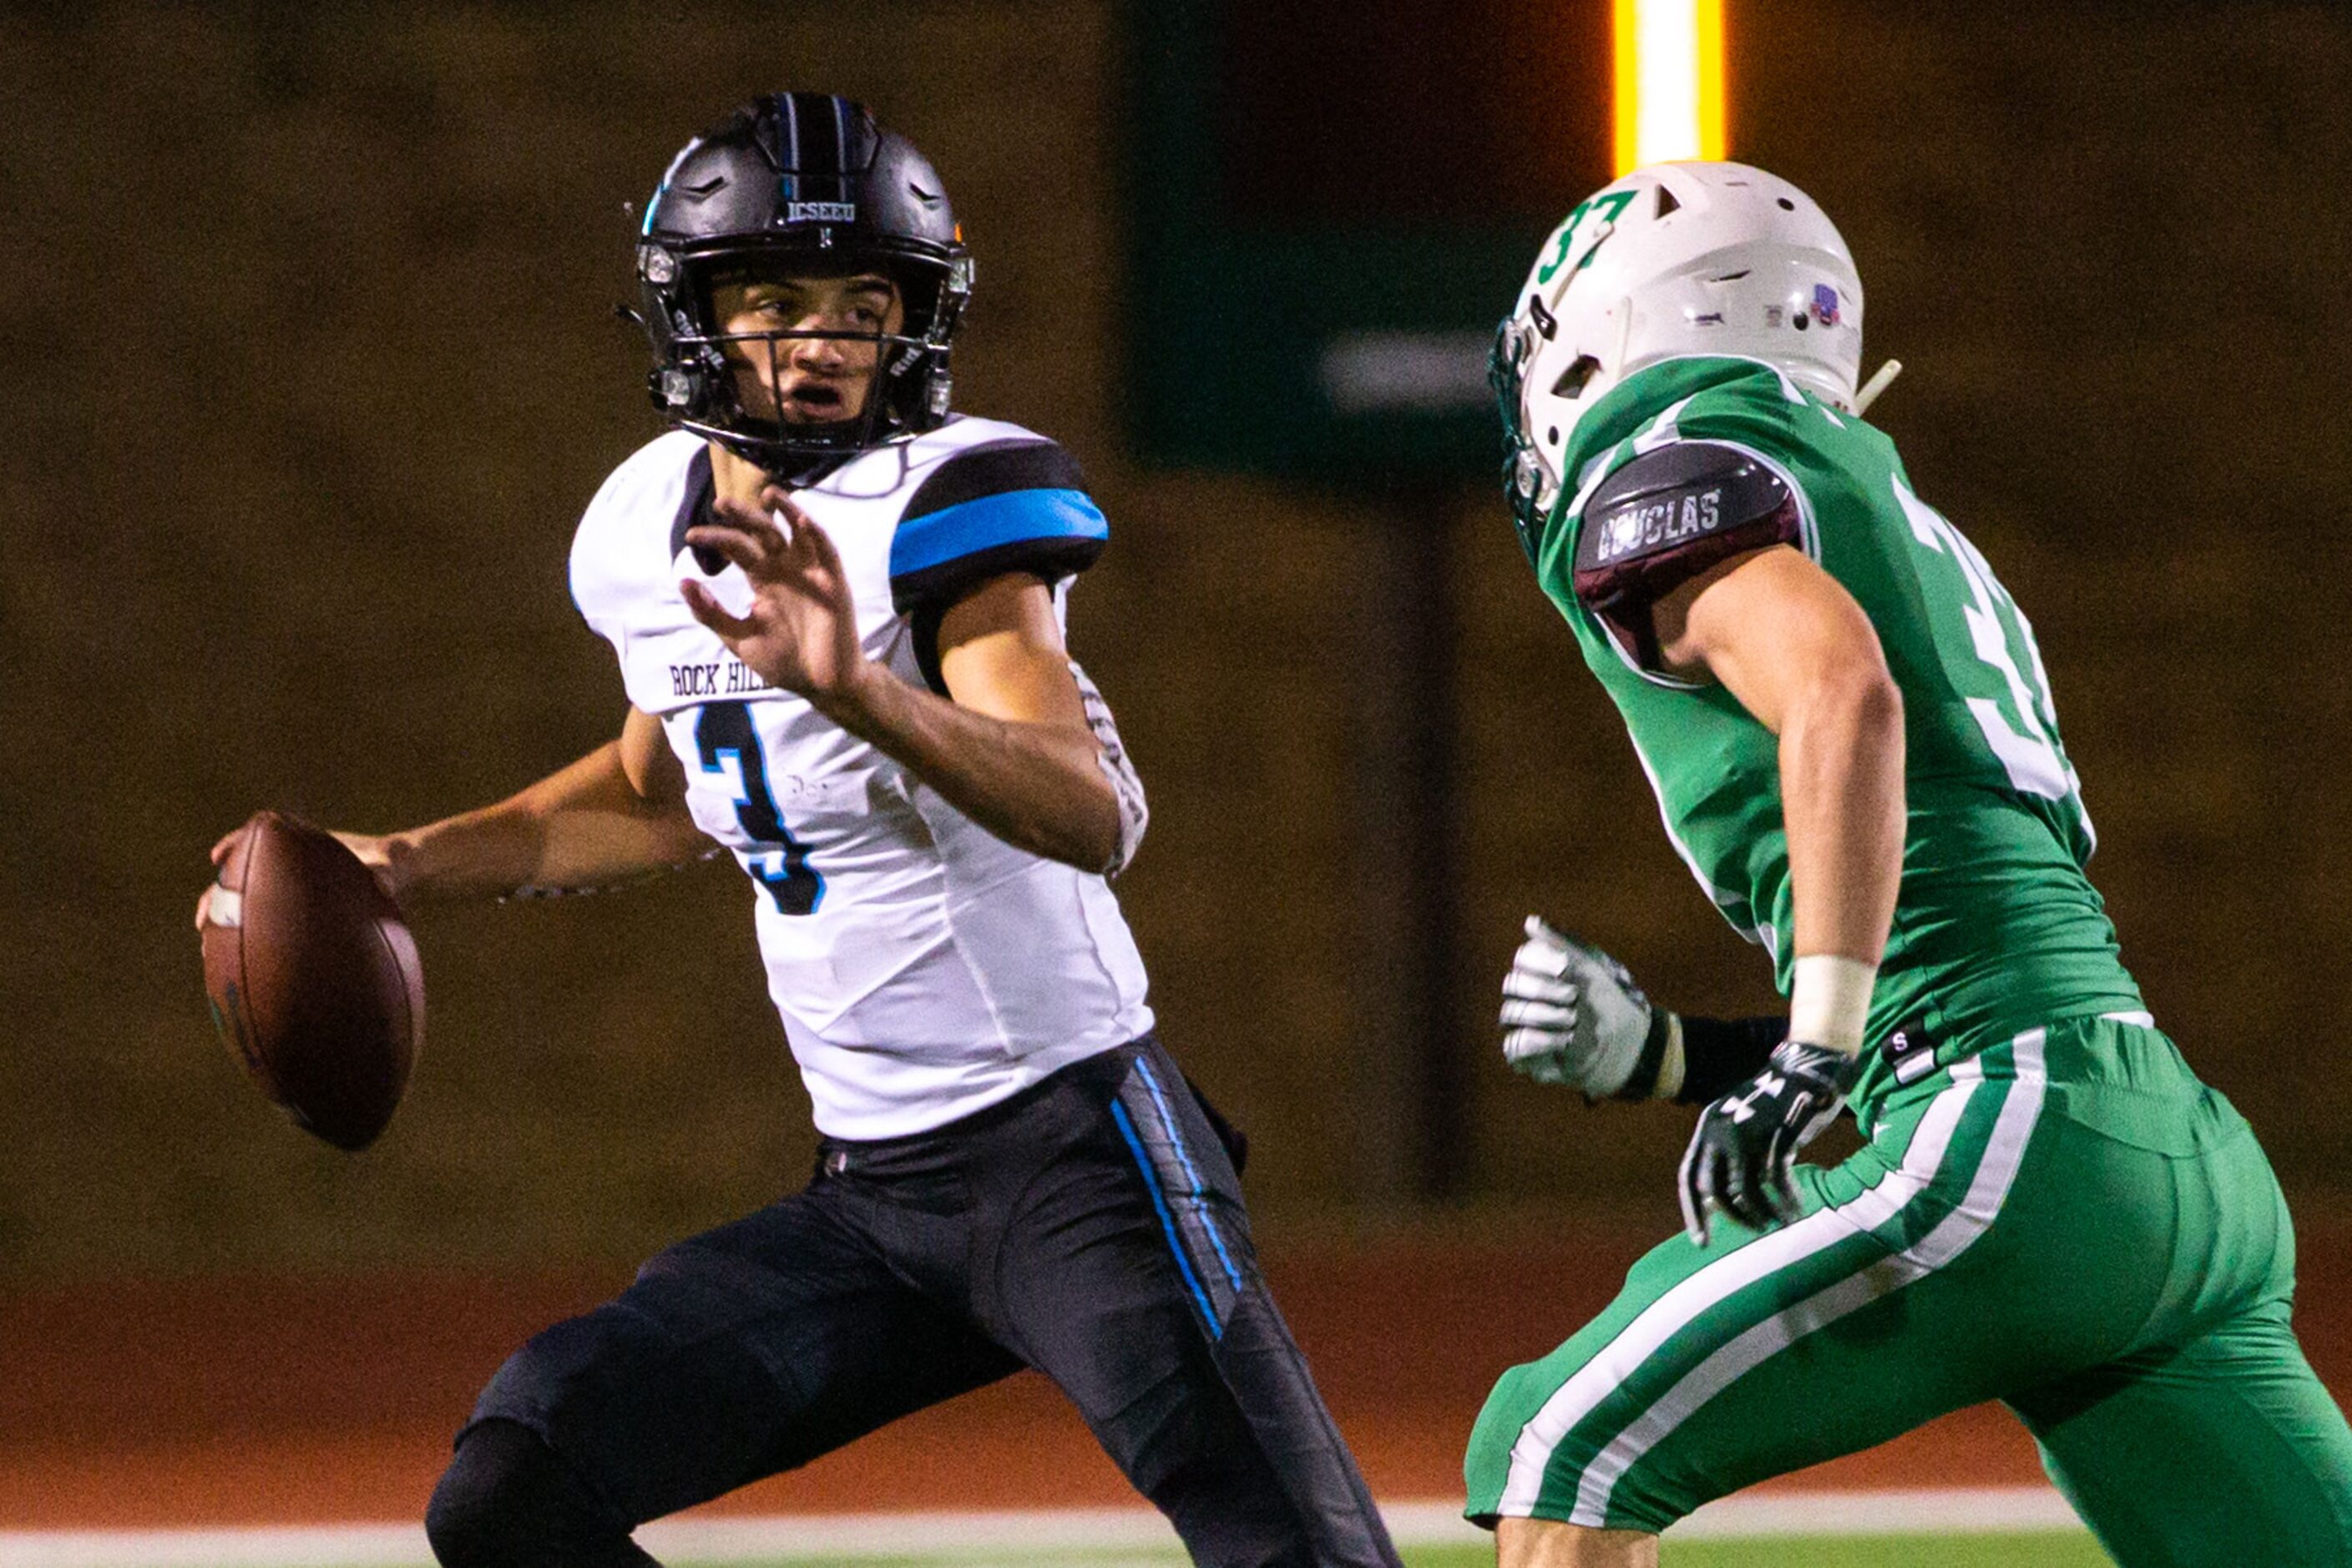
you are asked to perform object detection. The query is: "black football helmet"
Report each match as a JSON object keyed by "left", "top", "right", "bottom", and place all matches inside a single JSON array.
[{"left": 635, "top": 94, "right": 973, "bottom": 473}]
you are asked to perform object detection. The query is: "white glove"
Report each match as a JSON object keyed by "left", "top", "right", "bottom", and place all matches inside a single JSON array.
[{"left": 1500, "top": 916, "right": 1665, "bottom": 1100}]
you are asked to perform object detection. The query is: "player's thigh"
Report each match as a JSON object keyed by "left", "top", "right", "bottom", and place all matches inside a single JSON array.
[
  {"left": 2008, "top": 1134, "right": 2352, "bottom": 1568},
  {"left": 2013, "top": 1300, "right": 2352, "bottom": 1567},
  {"left": 1469, "top": 1039, "right": 2105, "bottom": 1532},
  {"left": 989, "top": 1043, "right": 1397, "bottom": 1565},
  {"left": 1465, "top": 1195, "right": 2008, "bottom": 1533},
  {"left": 468, "top": 1181, "right": 1019, "bottom": 1525}
]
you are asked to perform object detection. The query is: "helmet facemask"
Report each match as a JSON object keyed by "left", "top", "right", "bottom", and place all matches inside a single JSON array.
[
  {"left": 650, "top": 248, "right": 971, "bottom": 474},
  {"left": 1495, "top": 286, "right": 1626, "bottom": 552}
]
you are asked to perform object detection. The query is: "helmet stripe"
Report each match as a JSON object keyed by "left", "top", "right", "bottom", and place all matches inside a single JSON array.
[
  {"left": 814, "top": 93, "right": 844, "bottom": 203},
  {"left": 787, "top": 90, "right": 846, "bottom": 206},
  {"left": 775, "top": 92, "right": 800, "bottom": 204},
  {"left": 832, "top": 94, "right": 854, "bottom": 196}
]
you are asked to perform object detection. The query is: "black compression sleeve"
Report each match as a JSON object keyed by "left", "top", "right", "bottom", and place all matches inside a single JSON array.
[{"left": 1674, "top": 1014, "right": 1788, "bottom": 1104}]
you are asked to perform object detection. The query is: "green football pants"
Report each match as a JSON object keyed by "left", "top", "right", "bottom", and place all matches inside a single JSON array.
[{"left": 1464, "top": 1017, "right": 2352, "bottom": 1565}]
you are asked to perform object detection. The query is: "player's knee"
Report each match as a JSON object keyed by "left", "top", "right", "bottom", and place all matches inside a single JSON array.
[
  {"left": 1496, "top": 1517, "right": 1659, "bottom": 1567},
  {"left": 425, "top": 1420, "right": 541, "bottom": 1567},
  {"left": 426, "top": 1419, "right": 619, "bottom": 1568},
  {"left": 1464, "top": 1358, "right": 1548, "bottom": 1488}
]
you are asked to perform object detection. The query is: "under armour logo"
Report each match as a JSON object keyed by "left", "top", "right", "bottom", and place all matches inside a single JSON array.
[{"left": 1727, "top": 1070, "right": 1788, "bottom": 1123}]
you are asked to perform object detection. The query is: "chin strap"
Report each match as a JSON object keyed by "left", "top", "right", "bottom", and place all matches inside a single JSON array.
[{"left": 1852, "top": 358, "right": 1904, "bottom": 417}]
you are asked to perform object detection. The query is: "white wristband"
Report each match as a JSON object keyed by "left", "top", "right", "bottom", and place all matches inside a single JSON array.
[
  {"left": 1789, "top": 954, "right": 1877, "bottom": 1057},
  {"left": 1655, "top": 1013, "right": 1687, "bottom": 1101}
]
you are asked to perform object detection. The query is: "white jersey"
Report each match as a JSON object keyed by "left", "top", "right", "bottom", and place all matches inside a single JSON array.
[{"left": 569, "top": 417, "right": 1155, "bottom": 1138}]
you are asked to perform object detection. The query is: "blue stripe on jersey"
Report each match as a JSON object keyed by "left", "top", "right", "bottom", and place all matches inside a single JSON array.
[
  {"left": 888, "top": 488, "right": 1107, "bottom": 580},
  {"left": 1110, "top": 1097, "right": 1224, "bottom": 1338}
]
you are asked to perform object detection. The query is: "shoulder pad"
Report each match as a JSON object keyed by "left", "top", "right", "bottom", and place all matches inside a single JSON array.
[
  {"left": 889, "top": 438, "right": 1107, "bottom": 615},
  {"left": 571, "top": 432, "right": 707, "bottom": 645},
  {"left": 889, "top": 437, "right": 1109, "bottom": 695},
  {"left": 1573, "top": 442, "right": 1798, "bottom": 669}
]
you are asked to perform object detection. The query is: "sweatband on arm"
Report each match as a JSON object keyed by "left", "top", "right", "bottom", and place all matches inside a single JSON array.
[{"left": 1789, "top": 953, "right": 1878, "bottom": 1056}]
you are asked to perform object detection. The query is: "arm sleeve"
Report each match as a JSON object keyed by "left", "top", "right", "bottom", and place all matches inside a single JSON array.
[
  {"left": 1674, "top": 1014, "right": 1788, "bottom": 1104},
  {"left": 889, "top": 438, "right": 1110, "bottom": 693},
  {"left": 1573, "top": 440, "right": 1802, "bottom": 670}
]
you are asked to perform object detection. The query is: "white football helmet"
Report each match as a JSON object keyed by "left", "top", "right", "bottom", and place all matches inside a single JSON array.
[{"left": 1492, "top": 161, "right": 1866, "bottom": 533}]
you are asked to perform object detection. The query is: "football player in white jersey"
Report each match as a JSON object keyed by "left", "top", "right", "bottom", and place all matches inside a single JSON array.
[{"left": 202, "top": 94, "right": 1399, "bottom": 1567}]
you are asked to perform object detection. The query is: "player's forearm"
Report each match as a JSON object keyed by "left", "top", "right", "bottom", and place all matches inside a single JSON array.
[
  {"left": 1777, "top": 664, "right": 1905, "bottom": 1038},
  {"left": 387, "top": 743, "right": 707, "bottom": 903},
  {"left": 813, "top": 661, "right": 1121, "bottom": 873}
]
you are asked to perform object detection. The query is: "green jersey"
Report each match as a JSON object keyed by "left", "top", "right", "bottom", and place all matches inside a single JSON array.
[{"left": 1525, "top": 355, "right": 2143, "bottom": 1106}]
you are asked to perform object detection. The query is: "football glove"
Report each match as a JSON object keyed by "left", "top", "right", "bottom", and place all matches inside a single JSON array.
[
  {"left": 1500, "top": 916, "right": 1671, "bottom": 1100},
  {"left": 1677, "top": 1039, "right": 1859, "bottom": 1245}
]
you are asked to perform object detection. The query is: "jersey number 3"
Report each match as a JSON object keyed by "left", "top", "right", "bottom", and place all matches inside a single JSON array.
[{"left": 694, "top": 702, "right": 824, "bottom": 915}]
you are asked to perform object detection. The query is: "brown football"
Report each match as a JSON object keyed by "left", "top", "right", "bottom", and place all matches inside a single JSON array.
[{"left": 200, "top": 811, "right": 424, "bottom": 1151}]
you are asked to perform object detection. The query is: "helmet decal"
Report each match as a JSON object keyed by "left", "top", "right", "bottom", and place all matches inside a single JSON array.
[{"left": 1535, "top": 190, "right": 1638, "bottom": 286}]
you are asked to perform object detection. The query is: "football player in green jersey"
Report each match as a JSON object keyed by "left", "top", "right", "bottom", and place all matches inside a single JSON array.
[{"left": 1465, "top": 161, "right": 2352, "bottom": 1566}]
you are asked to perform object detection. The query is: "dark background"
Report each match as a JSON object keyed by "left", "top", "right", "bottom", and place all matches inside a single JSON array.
[
  {"left": 1214, "top": 0, "right": 1612, "bottom": 224},
  {"left": 3, "top": 0, "right": 2349, "bottom": 1283}
]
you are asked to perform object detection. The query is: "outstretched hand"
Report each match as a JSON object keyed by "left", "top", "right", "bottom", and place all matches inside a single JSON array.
[
  {"left": 192, "top": 822, "right": 251, "bottom": 932},
  {"left": 193, "top": 822, "right": 402, "bottom": 931},
  {"left": 682, "top": 486, "right": 870, "bottom": 706}
]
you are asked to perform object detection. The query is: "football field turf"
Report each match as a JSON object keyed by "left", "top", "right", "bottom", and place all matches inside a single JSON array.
[
  {"left": 706, "top": 1541, "right": 2107, "bottom": 1568},
  {"left": 0, "top": 1539, "right": 2111, "bottom": 1568},
  {"left": 0, "top": 1493, "right": 2111, "bottom": 1567}
]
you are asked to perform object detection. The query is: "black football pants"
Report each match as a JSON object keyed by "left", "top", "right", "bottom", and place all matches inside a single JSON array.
[{"left": 427, "top": 1036, "right": 1400, "bottom": 1566}]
